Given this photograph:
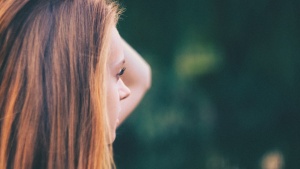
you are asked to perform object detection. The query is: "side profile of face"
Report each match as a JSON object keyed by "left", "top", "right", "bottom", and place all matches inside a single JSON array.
[{"left": 106, "top": 27, "right": 131, "bottom": 142}]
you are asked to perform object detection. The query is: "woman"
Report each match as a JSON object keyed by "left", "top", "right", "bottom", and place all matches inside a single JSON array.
[{"left": 0, "top": 0, "right": 151, "bottom": 168}]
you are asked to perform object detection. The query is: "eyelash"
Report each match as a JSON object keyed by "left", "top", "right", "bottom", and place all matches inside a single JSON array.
[{"left": 117, "top": 67, "right": 126, "bottom": 79}]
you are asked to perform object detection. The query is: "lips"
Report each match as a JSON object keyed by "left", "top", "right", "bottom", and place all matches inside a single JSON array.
[
  {"left": 116, "top": 118, "right": 120, "bottom": 125},
  {"left": 115, "top": 110, "right": 121, "bottom": 127}
]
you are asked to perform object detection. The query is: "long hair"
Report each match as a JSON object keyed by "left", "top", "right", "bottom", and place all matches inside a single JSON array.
[{"left": 0, "top": 0, "right": 119, "bottom": 168}]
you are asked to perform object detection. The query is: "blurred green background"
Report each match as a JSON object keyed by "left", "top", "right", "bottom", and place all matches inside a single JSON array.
[{"left": 114, "top": 0, "right": 300, "bottom": 169}]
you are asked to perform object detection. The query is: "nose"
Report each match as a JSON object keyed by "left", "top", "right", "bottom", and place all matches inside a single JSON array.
[{"left": 119, "top": 79, "right": 131, "bottom": 100}]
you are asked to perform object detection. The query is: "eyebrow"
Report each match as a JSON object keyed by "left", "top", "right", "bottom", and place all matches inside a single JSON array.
[{"left": 115, "top": 59, "right": 125, "bottom": 67}]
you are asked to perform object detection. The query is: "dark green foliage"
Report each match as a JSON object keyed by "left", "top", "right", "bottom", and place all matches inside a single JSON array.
[{"left": 114, "top": 0, "right": 300, "bottom": 168}]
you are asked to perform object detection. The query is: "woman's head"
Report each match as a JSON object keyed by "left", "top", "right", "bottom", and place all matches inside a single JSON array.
[
  {"left": 0, "top": 0, "right": 121, "bottom": 168},
  {"left": 106, "top": 27, "right": 131, "bottom": 141}
]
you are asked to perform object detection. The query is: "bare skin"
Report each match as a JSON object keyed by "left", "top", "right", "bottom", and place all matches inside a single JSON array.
[
  {"left": 107, "top": 27, "right": 151, "bottom": 141},
  {"left": 118, "top": 33, "right": 152, "bottom": 125}
]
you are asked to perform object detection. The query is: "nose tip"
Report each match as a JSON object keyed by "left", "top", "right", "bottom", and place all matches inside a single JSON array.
[
  {"left": 120, "top": 81, "right": 131, "bottom": 100},
  {"left": 120, "top": 87, "right": 130, "bottom": 100},
  {"left": 121, "top": 91, "right": 130, "bottom": 100}
]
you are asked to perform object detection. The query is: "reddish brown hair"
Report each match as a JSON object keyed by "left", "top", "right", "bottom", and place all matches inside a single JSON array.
[{"left": 0, "top": 0, "right": 119, "bottom": 168}]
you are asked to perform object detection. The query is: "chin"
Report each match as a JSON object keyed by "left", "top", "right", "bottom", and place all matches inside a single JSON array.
[{"left": 108, "top": 131, "right": 116, "bottom": 144}]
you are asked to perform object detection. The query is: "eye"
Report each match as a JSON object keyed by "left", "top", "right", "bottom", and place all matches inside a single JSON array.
[{"left": 116, "top": 67, "right": 126, "bottom": 79}]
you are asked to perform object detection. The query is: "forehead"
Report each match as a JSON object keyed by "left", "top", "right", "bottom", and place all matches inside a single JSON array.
[{"left": 108, "top": 28, "right": 124, "bottom": 65}]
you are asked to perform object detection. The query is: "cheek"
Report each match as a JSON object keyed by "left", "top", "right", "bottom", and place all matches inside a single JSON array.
[
  {"left": 106, "top": 78, "right": 121, "bottom": 123},
  {"left": 107, "top": 81, "right": 118, "bottom": 108}
]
